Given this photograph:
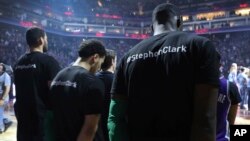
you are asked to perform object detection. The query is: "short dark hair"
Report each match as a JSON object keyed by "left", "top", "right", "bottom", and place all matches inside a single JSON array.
[
  {"left": 101, "top": 49, "right": 116, "bottom": 71},
  {"left": 152, "top": 3, "right": 181, "bottom": 25},
  {"left": 78, "top": 39, "right": 106, "bottom": 59},
  {"left": 26, "top": 27, "right": 46, "bottom": 47},
  {"left": 0, "top": 63, "right": 6, "bottom": 72}
]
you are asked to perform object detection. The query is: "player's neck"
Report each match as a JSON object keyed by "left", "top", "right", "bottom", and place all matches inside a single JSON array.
[
  {"left": 106, "top": 67, "right": 114, "bottom": 73},
  {"left": 153, "top": 29, "right": 174, "bottom": 36},
  {"left": 153, "top": 25, "right": 175, "bottom": 36},
  {"left": 73, "top": 58, "right": 91, "bottom": 71},
  {"left": 29, "top": 46, "right": 43, "bottom": 53}
]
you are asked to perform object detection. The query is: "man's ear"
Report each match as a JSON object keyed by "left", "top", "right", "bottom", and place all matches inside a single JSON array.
[
  {"left": 37, "top": 37, "right": 43, "bottom": 46},
  {"left": 88, "top": 55, "right": 95, "bottom": 65},
  {"left": 93, "top": 54, "right": 100, "bottom": 62}
]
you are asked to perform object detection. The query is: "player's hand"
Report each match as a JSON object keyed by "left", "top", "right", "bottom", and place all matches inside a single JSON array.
[{"left": 0, "top": 99, "right": 4, "bottom": 106}]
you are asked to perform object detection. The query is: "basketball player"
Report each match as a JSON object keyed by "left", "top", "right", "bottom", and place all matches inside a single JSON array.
[
  {"left": 0, "top": 63, "right": 11, "bottom": 133},
  {"left": 108, "top": 3, "right": 220, "bottom": 141},
  {"left": 13, "top": 27, "right": 61, "bottom": 141},
  {"left": 96, "top": 49, "right": 116, "bottom": 141},
  {"left": 216, "top": 65, "right": 241, "bottom": 141},
  {"left": 50, "top": 39, "right": 106, "bottom": 141},
  {"left": 228, "top": 63, "right": 238, "bottom": 84},
  {"left": 237, "top": 67, "right": 248, "bottom": 109}
]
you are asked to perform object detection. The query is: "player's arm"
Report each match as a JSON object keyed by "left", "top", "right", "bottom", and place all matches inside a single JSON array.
[
  {"left": 190, "top": 39, "right": 220, "bottom": 141},
  {"left": 47, "top": 57, "right": 61, "bottom": 87},
  {"left": 191, "top": 84, "right": 218, "bottom": 141},
  {"left": 108, "top": 58, "right": 128, "bottom": 141},
  {"left": 228, "top": 82, "right": 242, "bottom": 125},
  {"left": 1, "top": 84, "right": 10, "bottom": 101},
  {"left": 228, "top": 105, "right": 238, "bottom": 125},
  {"left": 0, "top": 85, "right": 10, "bottom": 106},
  {"left": 77, "top": 114, "right": 100, "bottom": 141},
  {"left": 0, "top": 74, "right": 11, "bottom": 105},
  {"left": 78, "top": 79, "right": 104, "bottom": 141},
  {"left": 108, "top": 95, "right": 128, "bottom": 141}
]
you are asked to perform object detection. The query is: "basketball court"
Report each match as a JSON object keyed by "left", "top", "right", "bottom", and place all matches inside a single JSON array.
[{"left": 1, "top": 106, "right": 250, "bottom": 141}]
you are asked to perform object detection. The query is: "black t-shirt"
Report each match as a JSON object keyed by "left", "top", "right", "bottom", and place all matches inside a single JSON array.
[
  {"left": 96, "top": 71, "right": 114, "bottom": 141},
  {"left": 50, "top": 66, "right": 104, "bottom": 141},
  {"left": 111, "top": 31, "right": 220, "bottom": 140},
  {"left": 229, "top": 81, "right": 242, "bottom": 105},
  {"left": 13, "top": 52, "right": 60, "bottom": 133}
]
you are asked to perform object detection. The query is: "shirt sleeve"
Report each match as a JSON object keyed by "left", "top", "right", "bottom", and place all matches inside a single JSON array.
[
  {"left": 229, "top": 82, "right": 242, "bottom": 105},
  {"left": 111, "top": 57, "right": 127, "bottom": 97},
  {"left": 4, "top": 73, "right": 11, "bottom": 86},
  {"left": 196, "top": 39, "right": 220, "bottom": 86},
  {"left": 84, "top": 79, "right": 104, "bottom": 115},
  {"left": 46, "top": 56, "right": 61, "bottom": 81}
]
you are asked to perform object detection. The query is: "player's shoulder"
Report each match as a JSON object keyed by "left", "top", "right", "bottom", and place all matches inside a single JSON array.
[
  {"left": 20, "top": 52, "right": 57, "bottom": 63},
  {"left": 38, "top": 53, "right": 60, "bottom": 67},
  {"left": 1, "top": 72, "right": 11, "bottom": 80},
  {"left": 40, "top": 53, "right": 57, "bottom": 61},
  {"left": 77, "top": 68, "right": 101, "bottom": 83},
  {"left": 88, "top": 74, "right": 105, "bottom": 90},
  {"left": 175, "top": 31, "right": 209, "bottom": 41},
  {"left": 16, "top": 53, "right": 29, "bottom": 62}
]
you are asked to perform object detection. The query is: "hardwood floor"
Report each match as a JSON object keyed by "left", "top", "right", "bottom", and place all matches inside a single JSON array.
[{"left": 1, "top": 106, "right": 250, "bottom": 141}]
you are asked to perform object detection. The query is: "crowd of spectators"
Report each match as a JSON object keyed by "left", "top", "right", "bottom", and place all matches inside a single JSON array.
[
  {"left": 0, "top": 24, "right": 139, "bottom": 68},
  {"left": 0, "top": 23, "right": 249, "bottom": 77},
  {"left": 206, "top": 32, "right": 250, "bottom": 76},
  {"left": 47, "top": 35, "right": 138, "bottom": 67},
  {"left": 1, "top": 0, "right": 249, "bottom": 33}
]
